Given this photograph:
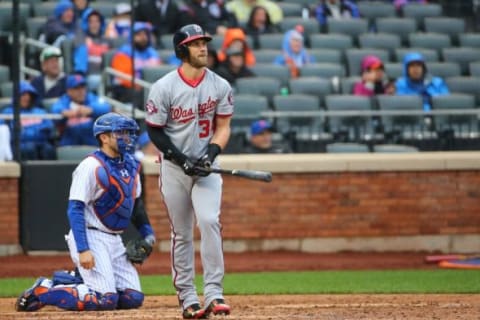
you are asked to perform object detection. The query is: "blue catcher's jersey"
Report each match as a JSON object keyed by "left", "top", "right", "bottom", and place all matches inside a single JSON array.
[{"left": 91, "top": 151, "right": 141, "bottom": 231}]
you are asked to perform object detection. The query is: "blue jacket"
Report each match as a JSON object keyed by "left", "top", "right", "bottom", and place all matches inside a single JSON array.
[
  {"left": 274, "top": 30, "right": 315, "bottom": 67},
  {"left": 395, "top": 52, "right": 449, "bottom": 111},
  {"left": 44, "top": 0, "right": 77, "bottom": 44},
  {"left": 74, "top": 8, "right": 110, "bottom": 75},
  {"left": 0, "top": 82, "right": 54, "bottom": 144},
  {"left": 315, "top": 0, "right": 360, "bottom": 26},
  {"left": 51, "top": 92, "right": 111, "bottom": 145}
]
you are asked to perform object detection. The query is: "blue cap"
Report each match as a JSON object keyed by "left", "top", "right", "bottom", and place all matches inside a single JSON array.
[
  {"left": 66, "top": 74, "right": 86, "bottom": 89},
  {"left": 54, "top": 0, "right": 74, "bottom": 19},
  {"left": 250, "top": 120, "right": 273, "bottom": 135}
]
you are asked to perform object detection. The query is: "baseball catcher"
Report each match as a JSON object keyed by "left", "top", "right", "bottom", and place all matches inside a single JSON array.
[{"left": 15, "top": 112, "right": 156, "bottom": 312}]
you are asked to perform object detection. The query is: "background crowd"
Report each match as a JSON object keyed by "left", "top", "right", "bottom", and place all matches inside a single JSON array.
[{"left": 0, "top": 0, "right": 479, "bottom": 160}]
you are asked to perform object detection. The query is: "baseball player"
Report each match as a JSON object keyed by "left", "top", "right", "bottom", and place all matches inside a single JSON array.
[
  {"left": 15, "top": 112, "right": 156, "bottom": 312},
  {"left": 145, "top": 24, "right": 233, "bottom": 319}
]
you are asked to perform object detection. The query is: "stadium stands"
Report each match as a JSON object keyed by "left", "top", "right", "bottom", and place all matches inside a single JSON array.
[{"left": 2, "top": 0, "right": 478, "bottom": 154}]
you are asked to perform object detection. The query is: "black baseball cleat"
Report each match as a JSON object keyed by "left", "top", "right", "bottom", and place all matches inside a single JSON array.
[
  {"left": 183, "top": 303, "right": 208, "bottom": 319},
  {"left": 15, "top": 277, "right": 50, "bottom": 312},
  {"left": 205, "top": 299, "right": 230, "bottom": 316}
]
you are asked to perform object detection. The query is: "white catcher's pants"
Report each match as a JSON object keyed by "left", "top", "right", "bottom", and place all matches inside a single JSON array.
[{"left": 66, "top": 229, "right": 141, "bottom": 295}]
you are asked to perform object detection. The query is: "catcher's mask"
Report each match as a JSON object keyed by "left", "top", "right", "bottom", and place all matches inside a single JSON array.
[{"left": 93, "top": 112, "right": 139, "bottom": 155}]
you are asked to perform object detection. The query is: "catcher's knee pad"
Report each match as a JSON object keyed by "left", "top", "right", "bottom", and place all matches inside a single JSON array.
[
  {"left": 117, "top": 289, "right": 144, "bottom": 309},
  {"left": 97, "top": 292, "right": 119, "bottom": 310}
]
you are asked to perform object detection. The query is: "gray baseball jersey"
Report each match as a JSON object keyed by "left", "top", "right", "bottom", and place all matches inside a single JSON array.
[
  {"left": 145, "top": 67, "right": 234, "bottom": 310},
  {"left": 145, "top": 68, "right": 234, "bottom": 160}
]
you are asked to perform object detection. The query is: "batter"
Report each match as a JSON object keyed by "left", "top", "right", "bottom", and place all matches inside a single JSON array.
[
  {"left": 145, "top": 24, "right": 234, "bottom": 319},
  {"left": 15, "top": 112, "right": 155, "bottom": 312}
]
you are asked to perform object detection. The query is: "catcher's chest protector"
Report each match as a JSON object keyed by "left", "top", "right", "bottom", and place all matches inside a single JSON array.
[{"left": 92, "top": 151, "right": 140, "bottom": 231}]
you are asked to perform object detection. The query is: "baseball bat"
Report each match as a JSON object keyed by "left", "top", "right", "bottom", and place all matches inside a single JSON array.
[{"left": 197, "top": 167, "right": 272, "bottom": 182}]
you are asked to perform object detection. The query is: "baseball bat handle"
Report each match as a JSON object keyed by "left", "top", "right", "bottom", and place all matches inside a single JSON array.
[{"left": 199, "top": 167, "right": 272, "bottom": 182}]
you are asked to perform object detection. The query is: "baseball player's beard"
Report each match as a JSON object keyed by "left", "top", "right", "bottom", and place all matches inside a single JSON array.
[{"left": 188, "top": 54, "right": 208, "bottom": 69}]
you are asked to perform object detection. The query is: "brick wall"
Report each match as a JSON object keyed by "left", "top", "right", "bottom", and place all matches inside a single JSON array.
[
  {"left": 142, "top": 170, "right": 480, "bottom": 241},
  {"left": 0, "top": 178, "right": 19, "bottom": 244},
  {"left": 2, "top": 155, "right": 480, "bottom": 254}
]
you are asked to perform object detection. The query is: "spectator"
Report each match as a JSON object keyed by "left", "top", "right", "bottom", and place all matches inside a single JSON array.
[
  {"left": 73, "top": 8, "right": 111, "bottom": 91},
  {"left": 207, "top": 45, "right": 220, "bottom": 69},
  {"left": 214, "top": 46, "right": 256, "bottom": 85},
  {"left": 105, "top": 3, "right": 132, "bottom": 40},
  {"left": 30, "top": 46, "right": 67, "bottom": 101},
  {"left": 43, "top": 0, "right": 77, "bottom": 46},
  {"left": 226, "top": 0, "right": 283, "bottom": 25},
  {"left": 0, "top": 124, "right": 13, "bottom": 161},
  {"left": 243, "top": 5, "right": 280, "bottom": 49},
  {"left": 135, "top": 0, "right": 182, "bottom": 41},
  {"left": 353, "top": 55, "right": 395, "bottom": 96},
  {"left": 394, "top": 0, "right": 427, "bottom": 12},
  {"left": 71, "top": 0, "right": 91, "bottom": 22},
  {"left": 395, "top": 52, "right": 449, "bottom": 112},
  {"left": 178, "top": 0, "right": 238, "bottom": 36},
  {"left": 244, "top": 119, "right": 292, "bottom": 153},
  {"left": 51, "top": 74, "right": 111, "bottom": 146},
  {"left": 110, "top": 22, "right": 161, "bottom": 106},
  {"left": 274, "top": 28, "right": 314, "bottom": 78},
  {"left": 217, "top": 28, "right": 256, "bottom": 67},
  {"left": 0, "top": 82, "right": 56, "bottom": 160},
  {"left": 314, "top": 0, "right": 360, "bottom": 27}
]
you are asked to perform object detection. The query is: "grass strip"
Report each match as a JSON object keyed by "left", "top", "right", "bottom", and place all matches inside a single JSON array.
[{"left": 0, "top": 270, "right": 478, "bottom": 298}]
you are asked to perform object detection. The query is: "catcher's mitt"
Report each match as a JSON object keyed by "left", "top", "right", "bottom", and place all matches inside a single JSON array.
[{"left": 126, "top": 238, "right": 153, "bottom": 264}]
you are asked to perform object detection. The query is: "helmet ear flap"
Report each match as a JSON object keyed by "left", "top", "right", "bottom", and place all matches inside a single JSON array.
[{"left": 175, "top": 43, "right": 189, "bottom": 59}]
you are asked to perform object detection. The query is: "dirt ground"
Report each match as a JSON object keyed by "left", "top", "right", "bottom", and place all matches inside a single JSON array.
[{"left": 1, "top": 251, "right": 479, "bottom": 319}]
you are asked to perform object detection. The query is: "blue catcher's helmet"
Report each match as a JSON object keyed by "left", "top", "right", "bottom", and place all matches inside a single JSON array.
[{"left": 93, "top": 112, "right": 139, "bottom": 154}]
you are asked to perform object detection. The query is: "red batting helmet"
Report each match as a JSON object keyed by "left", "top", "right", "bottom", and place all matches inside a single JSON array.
[{"left": 173, "top": 24, "right": 212, "bottom": 59}]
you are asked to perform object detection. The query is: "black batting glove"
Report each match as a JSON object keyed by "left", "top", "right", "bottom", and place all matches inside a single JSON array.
[
  {"left": 195, "top": 144, "right": 221, "bottom": 177},
  {"left": 181, "top": 158, "right": 197, "bottom": 176},
  {"left": 195, "top": 154, "right": 212, "bottom": 177},
  {"left": 197, "top": 143, "right": 221, "bottom": 168}
]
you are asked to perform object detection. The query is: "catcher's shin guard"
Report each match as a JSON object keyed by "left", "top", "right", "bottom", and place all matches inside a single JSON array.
[
  {"left": 15, "top": 277, "right": 51, "bottom": 312},
  {"left": 97, "top": 292, "right": 119, "bottom": 310},
  {"left": 117, "top": 289, "right": 144, "bottom": 309},
  {"left": 38, "top": 284, "right": 92, "bottom": 311}
]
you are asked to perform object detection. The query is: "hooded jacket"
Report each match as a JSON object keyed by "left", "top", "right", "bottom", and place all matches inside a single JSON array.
[
  {"left": 217, "top": 28, "right": 256, "bottom": 67},
  {"left": 44, "top": 0, "right": 77, "bottom": 44},
  {"left": 0, "top": 82, "right": 55, "bottom": 144},
  {"left": 353, "top": 55, "right": 392, "bottom": 96},
  {"left": 274, "top": 29, "right": 314, "bottom": 77},
  {"left": 395, "top": 52, "right": 449, "bottom": 111},
  {"left": 73, "top": 8, "right": 110, "bottom": 75}
]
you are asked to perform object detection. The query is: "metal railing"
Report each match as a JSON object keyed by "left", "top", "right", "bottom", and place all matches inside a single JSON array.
[
  {"left": 17, "top": 36, "right": 151, "bottom": 119},
  {"left": 13, "top": 37, "right": 480, "bottom": 124}
]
